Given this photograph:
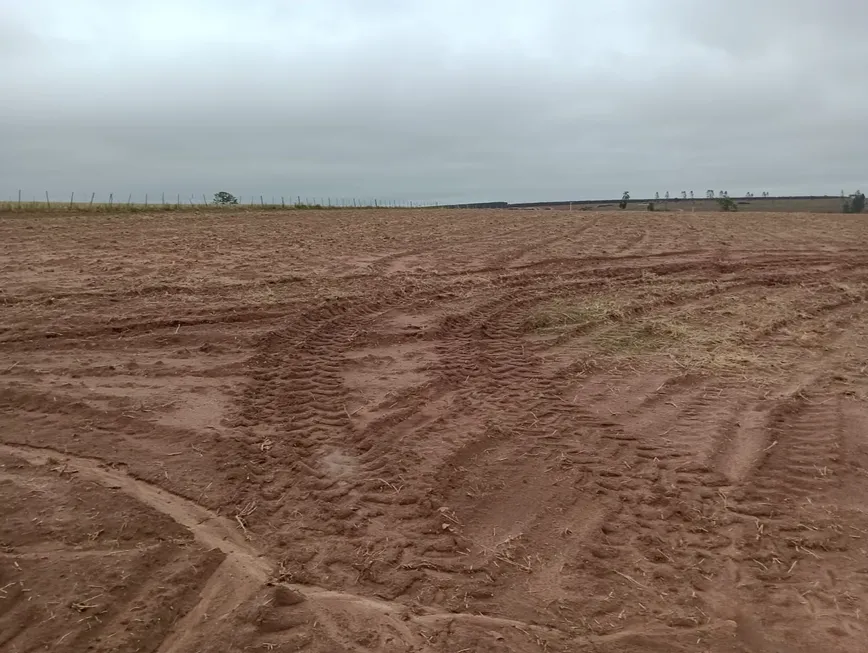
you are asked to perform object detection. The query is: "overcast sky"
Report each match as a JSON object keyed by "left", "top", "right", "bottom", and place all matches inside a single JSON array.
[{"left": 2, "top": 0, "right": 866, "bottom": 204}]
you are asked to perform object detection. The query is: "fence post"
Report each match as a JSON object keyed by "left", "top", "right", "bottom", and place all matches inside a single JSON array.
[
  {"left": 70, "top": 192, "right": 74, "bottom": 208},
  {"left": 128, "top": 193, "right": 132, "bottom": 206},
  {"left": 45, "top": 191, "right": 51, "bottom": 210},
  {"left": 109, "top": 193, "right": 113, "bottom": 208},
  {"left": 18, "top": 189, "right": 21, "bottom": 209},
  {"left": 176, "top": 193, "right": 180, "bottom": 207},
  {"left": 281, "top": 196, "right": 285, "bottom": 208},
  {"left": 145, "top": 193, "right": 148, "bottom": 206},
  {"left": 203, "top": 194, "right": 208, "bottom": 205},
  {"left": 89, "top": 192, "right": 95, "bottom": 208},
  {"left": 260, "top": 195, "right": 264, "bottom": 206}
]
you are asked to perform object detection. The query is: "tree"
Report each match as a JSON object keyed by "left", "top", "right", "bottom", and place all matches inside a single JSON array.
[
  {"left": 843, "top": 190, "right": 865, "bottom": 214},
  {"left": 681, "top": 191, "right": 688, "bottom": 200},
  {"left": 706, "top": 190, "right": 715, "bottom": 199},
  {"left": 619, "top": 191, "right": 630, "bottom": 210},
  {"left": 213, "top": 191, "right": 238, "bottom": 205},
  {"left": 690, "top": 190, "right": 695, "bottom": 200},
  {"left": 717, "top": 197, "right": 738, "bottom": 212},
  {"left": 655, "top": 192, "right": 660, "bottom": 201}
]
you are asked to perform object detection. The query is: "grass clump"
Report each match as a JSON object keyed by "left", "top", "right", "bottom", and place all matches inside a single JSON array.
[{"left": 525, "top": 296, "right": 629, "bottom": 332}]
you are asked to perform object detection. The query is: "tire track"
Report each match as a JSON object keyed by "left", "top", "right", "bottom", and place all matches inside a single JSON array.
[
  {"left": 489, "top": 216, "right": 601, "bottom": 269},
  {"left": 539, "top": 290, "right": 861, "bottom": 623},
  {"left": 0, "top": 441, "right": 591, "bottom": 653},
  {"left": 747, "top": 394, "right": 843, "bottom": 500},
  {"left": 234, "top": 248, "right": 868, "bottom": 619},
  {"left": 307, "top": 256, "right": 867, "bottom": 604},
  {"left": 713, "top": 302, "right": 866, "bottom": 485}
]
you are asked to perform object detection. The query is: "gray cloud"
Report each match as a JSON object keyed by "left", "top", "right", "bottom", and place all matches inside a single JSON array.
[{"left": 1, "top": 0, "right": 865, "bottom": 203}]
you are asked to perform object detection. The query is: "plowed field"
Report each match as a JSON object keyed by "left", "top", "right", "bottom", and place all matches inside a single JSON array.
[{"left": 2, "top": 209, "right": 868, "bottom": 653}]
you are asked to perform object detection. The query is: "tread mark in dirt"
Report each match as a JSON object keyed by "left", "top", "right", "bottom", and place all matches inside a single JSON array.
[{"left": 0, "top": 442, "right": 625, "bottom": 652}]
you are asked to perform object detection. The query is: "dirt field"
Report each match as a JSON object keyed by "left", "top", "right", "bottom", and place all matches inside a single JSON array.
[{"left": 2, "top": 209, "right": 868, "bottom": 653}]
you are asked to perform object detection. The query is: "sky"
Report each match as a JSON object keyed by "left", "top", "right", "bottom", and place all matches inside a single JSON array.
[{"left": 2, "top": 0, "right": 866, "bottom": 204}]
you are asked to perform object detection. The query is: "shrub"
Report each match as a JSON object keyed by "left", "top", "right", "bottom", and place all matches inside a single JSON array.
[
  {"left": 213, "top": 191, "right": 239, "bottom": 205},
  {"left": 844, "top": 191, "right": 865, "bottom": 214},
  {"left": 717, "top": 197, "right": 738, "bottom": 212},
  {"left": 619, "top": 191, "right": 630, "bottom": 210}
]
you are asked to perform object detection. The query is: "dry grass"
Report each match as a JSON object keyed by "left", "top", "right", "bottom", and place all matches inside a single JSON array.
[
  {"left": 526, "top": 280, "right": 867, "bottom": 377},
  {"left": 0, "top": 201, "right": 426, "bottom": 214},
  {"left": 524, "top": 296, "right": 630, "bottom": 331}
]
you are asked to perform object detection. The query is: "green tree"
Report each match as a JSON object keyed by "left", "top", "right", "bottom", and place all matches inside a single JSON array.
[
  {"left": 843, "top": 191, "right": 865, "bottom": 214},
  {"left": 619, "top": 191, "right": 630, "bottom": 210},
  {"left": 213, "top": 191, "right": 238, "bottom": 205},
  {"left": 717, "top": 197, "right": 738, "bottom": 212}
]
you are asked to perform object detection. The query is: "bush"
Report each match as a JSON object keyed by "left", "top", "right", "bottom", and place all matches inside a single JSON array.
[
  {"left": 844, "top": 191, "right": 865, "bottom": 214},
  {"left": 716, "top": 197, "right": 738, "bottom": 212},
  {"left": 619, "top": 191, "right": 630, "bottom": 210},
  {"left": 213, "top": 191, "right": 238, "bottom": 205}
]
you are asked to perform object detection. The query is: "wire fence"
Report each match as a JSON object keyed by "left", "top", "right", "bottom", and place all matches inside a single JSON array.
[
  {"left": 0, "top": 191, "right": 853, "bottom": 214},
  {"left": 0, "top": 190, "right": 451, "bottom": 213}
]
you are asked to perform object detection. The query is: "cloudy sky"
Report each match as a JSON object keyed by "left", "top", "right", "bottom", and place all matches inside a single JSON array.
[{"left": 2, "top": 0, "right": 866, "bottom": 204}]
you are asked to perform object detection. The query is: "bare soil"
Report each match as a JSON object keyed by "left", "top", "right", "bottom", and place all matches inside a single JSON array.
[{"left": 2, "top": 208, "right": 868, "bottom": 653}]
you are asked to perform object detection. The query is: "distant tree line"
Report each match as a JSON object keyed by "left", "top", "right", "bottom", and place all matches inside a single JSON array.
[
  {"left": 213, "top": 189, "right": 865, "bottom": 213},
  {"left": 628, "top": 189, "right": 775, "bottom": 212},
  {"left": 626, "top": 189, "right": 866, "bottom": 213}
]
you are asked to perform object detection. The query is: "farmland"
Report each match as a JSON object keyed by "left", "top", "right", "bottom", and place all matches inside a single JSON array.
[{"left": 2, "top": 208, "right": 868, "bottom": 652}]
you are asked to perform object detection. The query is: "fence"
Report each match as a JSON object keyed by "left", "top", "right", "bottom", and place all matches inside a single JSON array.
[
  {"left": 0, "top": 190, "right": 448, "bottom": 213},
  {"left": 0, "top": 191, "right": 851, "bottom": 214}
]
